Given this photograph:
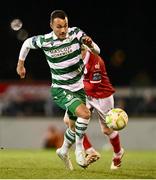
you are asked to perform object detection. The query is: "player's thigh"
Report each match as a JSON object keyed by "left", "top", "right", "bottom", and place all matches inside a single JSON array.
[
  {"left": 51, "top": 87, "right": 86, "bottom": 116},
  {"left": 96, "top": 95, "right": 114, "bottom": 132},
  {"left": 98, "top": 95, "right": 114, "bottom": 114},
  {"left": 87, "top": 95, "right": 114, "bottom": 114},
  {"left": 87, "top": 95, "right": 114, "bottom": 124}
]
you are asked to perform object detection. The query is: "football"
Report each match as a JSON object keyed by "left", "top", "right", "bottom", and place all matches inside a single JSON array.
[{"left": 105, "top": 108, "right": 128, "bottom": 130}]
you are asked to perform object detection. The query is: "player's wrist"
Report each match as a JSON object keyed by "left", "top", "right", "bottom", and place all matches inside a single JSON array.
[{"left": 17, "top": 60, "right": 24, "bottom": 67}]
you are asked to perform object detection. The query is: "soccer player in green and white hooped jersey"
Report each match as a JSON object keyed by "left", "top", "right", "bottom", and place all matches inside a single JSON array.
[{"left": 16, "top": 10, "right": 100, "bottom": 169}]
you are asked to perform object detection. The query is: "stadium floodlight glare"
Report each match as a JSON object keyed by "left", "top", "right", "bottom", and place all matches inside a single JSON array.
[{"left": 10, "top": 18, "right": 23, "bottom": 31}]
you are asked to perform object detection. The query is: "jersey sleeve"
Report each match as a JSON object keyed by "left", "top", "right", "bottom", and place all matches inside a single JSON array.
[
  {"left": 18, "top": 35, "right": 44, "bottom": 60},
  {"left": 31, "top": 35, "right": 44, "bottom": 48}
]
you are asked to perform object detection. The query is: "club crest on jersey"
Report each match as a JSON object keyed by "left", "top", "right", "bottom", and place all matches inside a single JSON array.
[{"left": 95, "top": 63, "right": 100, "bottom": 69}]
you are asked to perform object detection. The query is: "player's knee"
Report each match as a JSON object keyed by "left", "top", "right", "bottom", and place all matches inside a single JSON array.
[
  {"left": 64, "top": 116, "right": 75, "bottom": 131},
  {"left": 70, "top": 125, "right": 75, "bottom": 131},
  {"left": 64, "top": 117, "right": 69, "bottom": 126},
  {"left": 81, "top": 108, "right": 91, "bottom": 119},
  {"left": 69, "top": 121, "right": 75, "bottom": 131},
  {"left": 75, "top": 105, "right": 91, "bottom": 119}
]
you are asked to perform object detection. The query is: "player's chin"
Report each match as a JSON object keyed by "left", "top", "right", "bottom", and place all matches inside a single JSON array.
[{"left": 59, "top": 34, "right": 66, "bottom": 40}]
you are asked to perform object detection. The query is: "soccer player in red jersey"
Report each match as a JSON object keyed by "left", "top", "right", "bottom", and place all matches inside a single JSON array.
[{"left": 82, "top": 47, "right": 124, "bottom": 169}]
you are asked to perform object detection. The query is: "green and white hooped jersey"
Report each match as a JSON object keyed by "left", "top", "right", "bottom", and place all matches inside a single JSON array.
[{"left": 31, "top": 27, "right": 85, "bottom": 92}]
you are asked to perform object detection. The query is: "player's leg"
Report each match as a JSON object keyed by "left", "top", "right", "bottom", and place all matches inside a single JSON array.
[
  {"left": 64, "top": 110, "right": 100, "bottom": 166},
  {"left": 64, "top": 105, "right": 91, "bottom": 168},
  {"left": 51, "top": 88, "right": 90, "bottom": 168},
  {"left": 83, "top": 133, "right": 94, "bottom": 153},
  {"left": 99, "top": 122, "right": 124, "bottom": 169},
  {"left": 51, "top": 89, "right": 75, "bottom": 170},
  {"left": 74, "top": 103, "right": 90, "bottom": 167},
  {"left": 83, "top": 134, "right": 101, "bottom": 164},
  {"left": 89, "top": 95, "right": 124, "bottom": 169},
  {"left": 56, "top": 127, "right": 75, "bottom": 170},
  {"left": 107, "top": 130, "right": 124, "bottom": 170},
  {"left": 65, "top": 89, "right": 91, "bottom": 168},
  {"left": 64, "top": 111, "right": 94, "bottom": 154},
  {"left": 56, "top": 111, "right": 76, "bottom": 170},
  {"left": 83, "top": 102, "right": 101, "bottom": 164}
]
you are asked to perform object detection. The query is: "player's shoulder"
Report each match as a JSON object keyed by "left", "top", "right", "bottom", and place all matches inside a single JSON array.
[
  {"left": 32, "top": 32, "right": 53, "bottom": 47},
  {"left": 35, "top": 32, "right": 54, "bottom": 44},
  {"left": 44, "top": 32, "right": 52, "bottom": 38},
  {"left": 35, "top": 32, "right": 52, "bottom": 39},
  {"left": 42, "top": 32, "right": 53, "bottom": 41},
  {"left": 69, "top": 27, "right": 82, "bottom": 33}
]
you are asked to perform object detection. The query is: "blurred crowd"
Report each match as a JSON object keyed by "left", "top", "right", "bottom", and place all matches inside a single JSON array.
[{"left": 0, "top": 82, "right": 156, "bottom": 117}]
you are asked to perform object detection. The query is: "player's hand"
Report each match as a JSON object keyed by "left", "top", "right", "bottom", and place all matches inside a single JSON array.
[
  {"left": 82, "top": 36, "right": 93, "bottom": 47},
  {"left": 16, "top": 65, "right": 26, "bottom": 78},
  {"left": 16, "top": 60, "right": 26, "bottom": 79}
]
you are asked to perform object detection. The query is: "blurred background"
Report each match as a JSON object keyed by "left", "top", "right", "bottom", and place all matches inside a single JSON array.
[{"left": 0, "top": 0, "right": 156, "bottom": 150}]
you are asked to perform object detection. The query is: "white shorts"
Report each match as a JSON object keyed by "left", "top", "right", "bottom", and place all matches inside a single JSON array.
[{"left": 86, "top": 95, "right": 114, "bottom": 125}]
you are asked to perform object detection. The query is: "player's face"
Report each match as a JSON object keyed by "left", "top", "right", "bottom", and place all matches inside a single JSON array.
[{"left": 50, "top": 17, "right": 68, "bottom": 40}]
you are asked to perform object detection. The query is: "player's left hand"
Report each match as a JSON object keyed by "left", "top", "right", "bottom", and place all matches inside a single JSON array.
[{"left": 82, "top": 36, "right": 92, "bottom": 47}]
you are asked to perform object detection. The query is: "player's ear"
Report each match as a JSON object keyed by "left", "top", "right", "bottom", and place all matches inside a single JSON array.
[{"left": 50, "top": 22, "right": 53, "bottom": 29}]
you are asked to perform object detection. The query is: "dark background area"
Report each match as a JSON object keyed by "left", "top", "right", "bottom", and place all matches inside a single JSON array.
[{"left": 0, "top": 0, "right": 156, "bottom": 86}]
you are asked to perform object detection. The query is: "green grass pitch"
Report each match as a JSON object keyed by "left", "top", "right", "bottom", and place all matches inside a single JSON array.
[{"left": 0, "top": 149, "right": 156, "bottom": 179}]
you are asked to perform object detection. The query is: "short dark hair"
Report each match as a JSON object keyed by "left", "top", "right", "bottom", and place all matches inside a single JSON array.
[{"left": 50, "top": 10, "right": 68, "bottom": 22}]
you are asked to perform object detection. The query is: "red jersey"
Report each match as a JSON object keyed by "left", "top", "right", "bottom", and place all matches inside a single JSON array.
[{"left": 83, "top": 51, "right": 115, "bottom": 98}]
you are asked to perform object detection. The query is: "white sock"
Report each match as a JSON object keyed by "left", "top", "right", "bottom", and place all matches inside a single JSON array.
[
  {"left": 75, "top": 117, "right": 90, "bottom": 152},
  {"left": 60, "top": 128, "right": 75, "bottom": 154}
]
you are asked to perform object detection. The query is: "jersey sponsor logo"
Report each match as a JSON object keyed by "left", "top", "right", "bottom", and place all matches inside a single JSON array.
[
  {"left": 50, "top": 46, "right": 72, "bottom": 58},
  {"left": 92, "top": 72, "right": 101, "bottom": 82}
]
